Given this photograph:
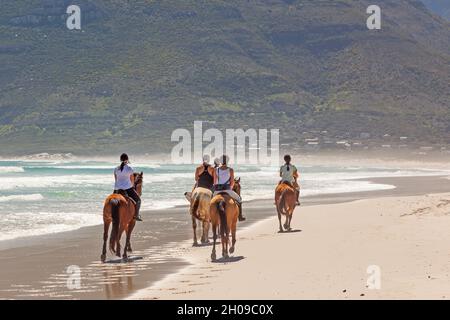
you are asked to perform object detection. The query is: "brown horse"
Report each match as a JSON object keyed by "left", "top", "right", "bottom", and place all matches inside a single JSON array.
[
  {"left": 101, "top": 172, "right": 143, "bottom": 262},
  {"left": 210, "top": 178, "right": 241, "bottom": 261},
  {"left": 187, "top": 187, "right": 212, "bottom": 246},
  {"left": 275, "top": 182, "right": 297, "bottom": 232}
]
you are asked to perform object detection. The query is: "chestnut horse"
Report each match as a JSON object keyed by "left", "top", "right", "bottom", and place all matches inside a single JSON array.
[
  {"left": 101, "top": 172, "right": 143, "bottom": 262},
  {"left": 210, "top": 178, "right": 241, "bottom": 261},
  {"left": 275, "top": 182, "right": 297, "bottom": 232},
  {"left": 186, "top": 187, "right": 212, "bottom": 246}
]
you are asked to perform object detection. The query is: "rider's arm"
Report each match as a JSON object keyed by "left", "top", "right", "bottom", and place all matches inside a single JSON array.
[
  {"left": 213, "top": 168, "right": 218, "bottom": 185},
  {"left": 195, "top": 166, "right": 200, "bottom": 182},
  {"left": 230, "top": 168, "right": 235, "bottom": 189}
]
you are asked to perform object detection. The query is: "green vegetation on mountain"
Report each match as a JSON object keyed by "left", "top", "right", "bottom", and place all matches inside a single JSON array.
[{"left": 0, "top": 0, "right": 449, "bottom": 155}]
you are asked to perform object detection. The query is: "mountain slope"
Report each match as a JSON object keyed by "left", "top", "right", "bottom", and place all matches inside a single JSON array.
[{"left": 0, "top": 0, "right": 449, "bottom": 155}]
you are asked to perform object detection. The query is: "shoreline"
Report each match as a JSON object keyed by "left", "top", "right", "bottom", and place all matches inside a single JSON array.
[{"left": 0, "top": 174, "right": 449, "bottom": 299}]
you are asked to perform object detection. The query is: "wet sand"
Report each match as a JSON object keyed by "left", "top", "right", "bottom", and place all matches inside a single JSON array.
[{"left": 1, "top": 175, "right": 450, "bottom": 299}]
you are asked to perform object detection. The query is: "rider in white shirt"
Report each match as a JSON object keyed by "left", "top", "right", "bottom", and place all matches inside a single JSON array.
[
  {"left": 213, "top": 155, "right": 246, "bottom": 221},
  {"left": 114, "top": 153, "right": 142, "bottom": 221},
  {"left": 279, "top": 154, "right": 300, "bottom": 205}
]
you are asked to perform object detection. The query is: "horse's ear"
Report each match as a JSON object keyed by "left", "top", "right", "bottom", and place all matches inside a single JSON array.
[
  {"left": 140, "top": 171, "right": 143, "bottom": 176},
  {"left": 236, "top": 177, "right": 240, "bottom": 183}
]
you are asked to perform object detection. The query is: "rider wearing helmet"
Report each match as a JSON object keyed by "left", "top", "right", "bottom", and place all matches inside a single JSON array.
[{"left": 195, "top": 155, "right": 215, "bottom": 191}]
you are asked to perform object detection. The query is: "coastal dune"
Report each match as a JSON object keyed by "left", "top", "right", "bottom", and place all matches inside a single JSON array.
[{"left": 131, "top": 192, "right": 450, "bottom": 300}]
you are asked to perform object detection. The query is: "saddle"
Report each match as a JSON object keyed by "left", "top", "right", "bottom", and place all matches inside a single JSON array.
[{"left": 114, "top": 189, "right": 137, "bottom": 205}]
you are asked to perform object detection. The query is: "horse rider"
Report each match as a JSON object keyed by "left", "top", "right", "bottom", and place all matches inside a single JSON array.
[
  {"left": 213, "top": 155, "right": 246, "bottom": 221},
  {"left": 213, "top": 157, "right": 221, "bottom": 169},
  {"left": 114, "top": 153, "right": 142, "bottom": 221},
  {"left": 195, "top": 155, "right": 215, "bottom": 191},
  {"left": 279, "top": 154, "right": 300, "bottom": 206}
]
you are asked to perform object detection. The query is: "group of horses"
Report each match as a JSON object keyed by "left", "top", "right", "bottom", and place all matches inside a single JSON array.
[{"left": 100, "top": 172, "right": 298, "bottom": 263}]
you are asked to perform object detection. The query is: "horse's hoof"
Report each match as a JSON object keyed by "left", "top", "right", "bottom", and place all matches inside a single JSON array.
[
  {"left": 193, "top": 242, "right": 199, "bottom": 247},
  {"left": 211, "top": 252, "right": 216, "bottom": 261},
  {"left": 229, "top": 247, "right": 235, "bottom": 254},
  {"left": 127, "top": 248, "right": 133, "bottom": 253},
  {"left": 122, "top": 256, "right": 128, "bottom": 262},
  {"left": 100, "top": 254, "right": 106, "bottom": 263}
]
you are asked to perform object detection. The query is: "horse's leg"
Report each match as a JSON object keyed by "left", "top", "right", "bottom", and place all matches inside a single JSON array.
[
  {"left": 116, "top": 225, "right": 124, "bottom": 259},
  {"left": 277, "top": 205, "right": 283, "bottom": 232},
  {"left": 283, "top": 205, "right": 290, "bottom": 230},
  {"left": 126, "top": 219, "right": 136, "bottom": 252},
  {"left": 286, "top": 213, "right": 292, "bottom": 232},
  {"left": 229, "top": 216, "right": 237, "bottom": 254},
  {"left": 101, "top": 220, "right": 110, "bottom": 262},
  {"left": 192, "top": 216, "right": 198, "bottom": 247},
  {"left": 284, "top": 215, "right": 289, "bottom": 230},
  {"left": 222, "top": 222, "right": 229, "bottom": 259},
  {"left": 201, "top": 220, "right": 210, "bottom": 244},
  {"left": 122, "top": 226, "right": 129, "bottom": 261},
  {"left": 211, "top": 223, "right": 217, "bottom": 261}
]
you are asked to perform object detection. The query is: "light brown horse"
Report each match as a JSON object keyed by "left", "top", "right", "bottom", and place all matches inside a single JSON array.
[
  {"left": 101, "top": 172, "right": 143, "bottom": 262},
  {"left": 187, "top": 187, "right": 212, "bottom": 246},
  {"left": 275, "top": 182, "right": 297, "bottom": 232},
  {"left": 210, "top": 178, "right": 241, "bottom": 261}
]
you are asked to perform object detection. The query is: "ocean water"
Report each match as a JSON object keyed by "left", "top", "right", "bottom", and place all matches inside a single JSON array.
[{"left": 0, "top": 160, "right": 446, "bottom": 242}]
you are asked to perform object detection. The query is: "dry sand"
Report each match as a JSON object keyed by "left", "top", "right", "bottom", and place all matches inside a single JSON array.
[{"left": 130, "top": 192, "right": 450, "bottom": 300}]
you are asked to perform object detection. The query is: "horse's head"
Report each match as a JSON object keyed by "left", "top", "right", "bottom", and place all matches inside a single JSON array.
[
  {"left": 134, "top": 172, "right": 144, "bottom": 196},
  {"left": 233, "top": 177, "right": 241, "bottom": 196}
]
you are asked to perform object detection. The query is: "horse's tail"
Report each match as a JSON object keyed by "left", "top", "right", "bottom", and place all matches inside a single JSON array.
[
  {"left": 217, "top": 200, "right": 228, "bottom": 240},
  {"left": 191, "top": 194, "right": 200, "bottom": 220},
  {"left": 109, "top": 198, "right": 120, "bottom": 254},
  {"left": 277, "top": 189, "right": 287, "bottom": 216}
]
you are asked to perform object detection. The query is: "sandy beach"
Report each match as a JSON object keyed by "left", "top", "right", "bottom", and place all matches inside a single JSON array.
[
  {"left": 2, "top": 173, "right": 449, "bottom": 299},
  {"left": 131, "top": 189, "right": 450, "bottom": 300}
]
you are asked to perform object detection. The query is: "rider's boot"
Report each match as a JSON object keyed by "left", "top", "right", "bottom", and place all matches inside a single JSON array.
[
  {"left": 134, "top": 201, "right": 143, "bottom": 221},
  {"left": 238, "top": 203, "right": 246, "bottom": 222}
]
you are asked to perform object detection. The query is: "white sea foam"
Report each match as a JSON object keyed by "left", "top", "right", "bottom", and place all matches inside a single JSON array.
[
  {"left": 0, "top": 160, "right": 448, "bottom": 243},
  {"left": 0, "top": 211, "right": 102, "bottom": 242},
  {"left": 0, "top": 166, "right": 24, "bottom": 173},
  {"left": 0, "top": 194, "right": 44, "bottom": 202}
]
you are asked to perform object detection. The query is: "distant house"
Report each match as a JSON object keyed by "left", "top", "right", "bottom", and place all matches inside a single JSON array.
[
  {"left": 400, "top": 136, "right": 408, "bottom": 140},
  {"left": 360, "top": 132, "right": 371, "bottom": 139}
]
